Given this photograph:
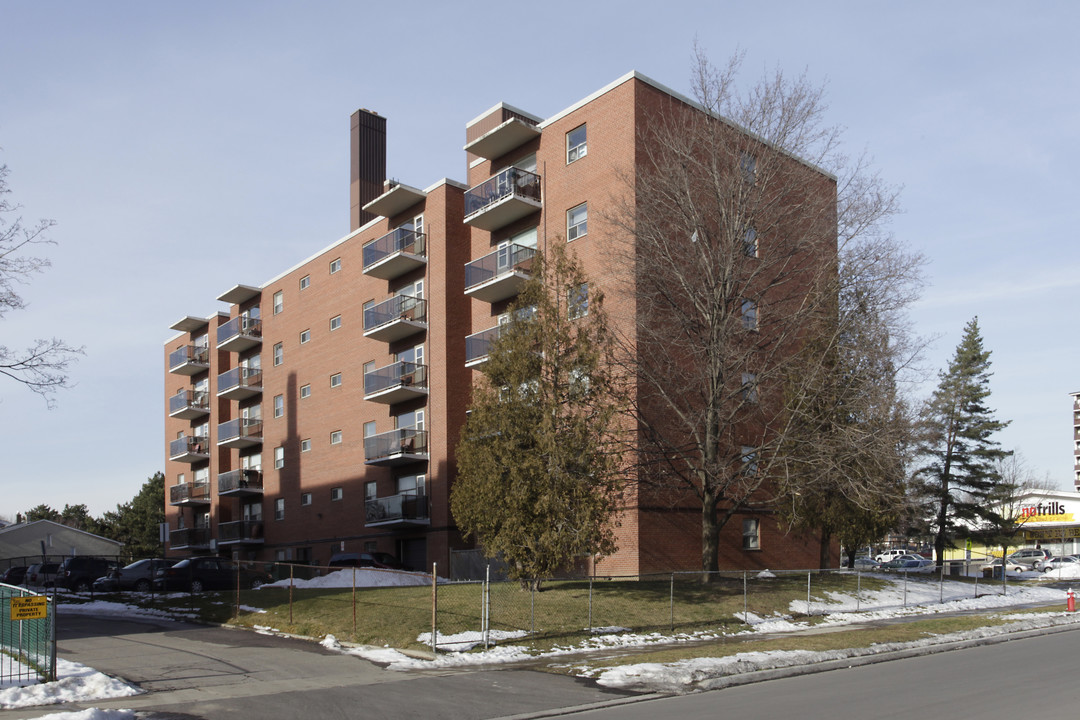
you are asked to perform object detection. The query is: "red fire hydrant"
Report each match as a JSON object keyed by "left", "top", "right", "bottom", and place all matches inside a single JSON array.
[{"left": 1068, "top": 588, "right": 1076, "bottom": 613}]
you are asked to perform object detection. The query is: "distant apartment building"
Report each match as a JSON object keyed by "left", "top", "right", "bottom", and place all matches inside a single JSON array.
[
  {"left": 1072, "top": 391, "right": 1080, "bottom": 490},
  {"left": 163, "top": 71, "right": 837, "bottom": 574}
]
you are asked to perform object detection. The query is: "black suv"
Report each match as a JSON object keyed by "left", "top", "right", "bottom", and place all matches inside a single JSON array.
[{"left": 54, "top": 557, "right": 118, "bottom": 592}]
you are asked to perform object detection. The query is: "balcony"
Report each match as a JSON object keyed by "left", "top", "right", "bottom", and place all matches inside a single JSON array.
[
  {"left": 217, "top": 418, "right": 263, "bottom": 449},
  {"left": 363, "top": 182, "right": 427, "bottom": 219},
  {"left": 464, "top": 117, "right": 541, "bottom": 160},
  {"left": 169, "top": 482, "right": 210, "bottom": 506},
  {"left": 217, "top": 367, "right": 262, "bottom": 400},
  {"left": 169, "top": 436, "right": 210, "bottom": 463},
  {"left": 365, "top": 492, "right": 429, "bottom": 528},
  {"left": 465, "top": 325, "right": 501, "bottom": 367},
  {"left": 168, "top": 389, "right": 210, "bottom": 420},
  {"left": 169, "top": 527, "right": 211, "bottom": 550},
  {"left": 464, "top": 167, "right": 541, "bottom": 231},
  {"left": 217, "top": 315, "right": 262, "bottom": 352},
  {"left": 363, "top": 227, "right": 427, "bottom": 280},
  {"left": 465, "top": 244, "right": 536, "bottom": 303},
  {"left": 363, "top": 295, "right": 427, "bottom": 343},
  {"left": 364, "top": 361, "right": 428, "bottom": 404},
  {"left": 217, "top": 520, "right": 264, "bottom": 545},
  {"left": 169, "top": 345, "right": 209, "bottom": 375},
  {"left": 364, "top": 428, "right": 428, "bottom": 466},
  {"left": 218, "top": 469, "right": 264, "bottom": 497}
]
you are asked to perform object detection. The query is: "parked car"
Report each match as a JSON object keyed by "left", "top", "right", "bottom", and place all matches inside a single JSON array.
[
  {"left": 0, "top": 566, "right": 28, "bottom": 585},
  {"left": 93, "top": 558, "right": 178, "bottom": 592},
  {"left": 54, "top": 557, "right": 119, "bottom": 592},
  {"left": 881, "top": 555, "right": 934, "bottom": 572},
  {"left": 328, "top": 552, "right": 407, "bottom": 570},
  {"left": 980, "top": 557, "right": 1027, "bottom": 575},
  {"left": 1007, "top": 548, "right": 1053, "bottom": 569},
  {"left": 851, "top": 557, "right": 881, "bottom": 571},
  {"left": 154, "top": 557, "right": 270, "bottom": 593},
  {"left": 1039, "top": 556, "right": 1080, "bottom": 573},
  {"left": 874, "top": 549, "right": 911, "bottom": 564},
  {"left": 25, "top": 562, "right": 60, "bottom": 588}
]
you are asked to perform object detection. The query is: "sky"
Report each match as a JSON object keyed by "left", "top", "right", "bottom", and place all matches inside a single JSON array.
[{"left": 1, "top": 1, "right": 1079, "bottom": 519}]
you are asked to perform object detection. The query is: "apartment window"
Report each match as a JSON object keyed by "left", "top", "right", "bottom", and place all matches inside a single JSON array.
[
  {"left": 330, "top": 372, "right": 342, "bottom": 388},
  {"left": 330, "top": 315, "right": 342, "bottom": 331},
  {"left": 364, "top": 421, "right": 376, "bottom": 438},
  {"left": 743, "top": 227, "right": 758, "bottom": 258},
  {"left": 274, "top": 446, "right": 284, "bottom": 470},
  {"left": 568, "top": 283, "right": 588, "bottom": 320},
  {"left": 301, "top": 438, "right": 311, "bottom": 452},
  {"left": 741, "top": 299, "right": 758, "bottom": 331},
  {"left": 741, "top": 446, "right": 759, "bottom": 476},
  {"left": 741, "top": 372, "right": 758, "bottom": 404},
  {"left": 330, "top": 258, "right": 341, "bottom": 274},
  {"left": 300, "top": 384, "right": 311, "bottom": 399},
  {"left": 330, "top": 430, "right": 343, "bottom": 445},
  {"left": 567, "top": 124, "right": 587, "bottom": 163},
  {"left": 300, "top": 329, "right": 310, "bottom": 344},
  {"left": 273, "top": 291, "right": 283, "bottom": 315},
  {"left": 331, "top": 487, "right": 343, "bottom": 502},
  {"left": 740, "top": 153, "right": 757, "bottom": 183},
  {"left": 743, "top": 518, "right": 761, "bottom": 550},
  {"left": 300, "top": 492, "right": 312, "bottom": 506},
  {"left": 365, "top": 481, "right": 377, "bottom": 501},
  {"left": 300, "top": 275, "right": 310, "bottom": 290},
  {"left": 273, "top": 342, "right": 284, "bottom": 366},
  {"left": 567, "top": 202, "right": 587, "bottom": 241},
  {"left": 273, "top": 394, "right": 284, "bottom": 418},
  {"left": 274, "top": 498, "right": 285, "bottom": 521}
]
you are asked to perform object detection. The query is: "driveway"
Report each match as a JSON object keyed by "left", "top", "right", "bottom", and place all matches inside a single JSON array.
[{"left": 4, "top": 612, "right": 640, "bottom": 720}]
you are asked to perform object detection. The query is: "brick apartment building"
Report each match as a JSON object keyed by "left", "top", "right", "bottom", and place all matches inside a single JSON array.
[{"left": 163, "top": 71, "right": 837, "bottom": 575}]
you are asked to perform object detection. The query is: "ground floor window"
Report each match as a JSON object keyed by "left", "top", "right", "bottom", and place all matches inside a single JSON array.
[{"left": 743, "top": 518, "right": 760, "bottom": 550}]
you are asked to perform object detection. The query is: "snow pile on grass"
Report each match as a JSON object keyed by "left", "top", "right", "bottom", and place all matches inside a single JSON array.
[
  {"left": 0, "top": 659, "right": 140, "bottom": 710},
  {"left": 263, "top": 568, "right": 435, "bottom": 589}
]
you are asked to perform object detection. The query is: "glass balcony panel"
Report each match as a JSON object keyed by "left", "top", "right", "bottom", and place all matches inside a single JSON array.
[
  {"left": 218, "top": 520, "right": 264, "bottom": 544},
  {"left": 365, "top": 492, "right": 429, "bottom": 527},
  {"left": 362, "top": 228, "right": 427, "bottom": 279},
  {"left": 465, "top": 325, "right": 500, "bottom": 366},
  {"left": 464, "top": 167, "right": 542, "bottom": 231},
  {"left": 217, "top": 315, "right": 262, "bottom": 352},
  {"left": 169, "top": 481, "right": 210, "bottom": 505},
  {"left": 169, "top": 436, "right": 210, "bottom": 463},
  {"left": 217, "top": 367, "right": 262, "bottom": 400},
  {"left": 169, "top": 527, "right": 211, "bottom": 549},
  {"left": 363, "top": 295, "right": 427, "bottom": 342},
  {"left": 218, "top": 469, "right": 264, "bottom": 495},
  {"left": 169, "top": 390, "right": 210, "bottom": 419},
  {"left": 169, "top": 345, "right": 210, "bottom": 375},
  {"left": 217, "top": 418, "right": 263, "bottom": 448},
  {"left": 464, "top": 244, "right": 536, "bottom": 302},
  {"left": 363, "top": 361, "right": 429, "bottom": 404},
  {"left": 363, "top": 428, "right": 428, "bottom": 466}
]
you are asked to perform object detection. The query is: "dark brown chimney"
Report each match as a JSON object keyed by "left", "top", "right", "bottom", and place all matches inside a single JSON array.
[{"left": 350, "top": 108, "right": 386, "bottom": 231}]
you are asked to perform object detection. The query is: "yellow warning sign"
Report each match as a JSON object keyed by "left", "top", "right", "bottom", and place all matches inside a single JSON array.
[{"left": 10, "top": 595, "right": 48, "bottom": 620}]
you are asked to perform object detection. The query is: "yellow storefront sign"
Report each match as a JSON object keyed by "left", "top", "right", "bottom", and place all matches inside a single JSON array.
[{"left": 9, "top": 595, "right": 48, "bottom": 620}]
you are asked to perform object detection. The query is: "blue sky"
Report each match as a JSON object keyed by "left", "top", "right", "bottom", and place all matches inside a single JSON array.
[{"left": 2, "top": 1, "right": 1078, "bottom": 518}]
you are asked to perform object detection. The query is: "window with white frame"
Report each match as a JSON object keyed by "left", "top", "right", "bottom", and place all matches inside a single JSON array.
[
  {"left": 741, "top": 372, "right": 758, "bottom": 404},
  {"left": 567, "top": 202, "right": 587, "bottom": 241},
  {"left": 300, "top": 275, "right": 310, "bottom": 290},
  {"left": 273, "top": 342, "right": 284, "bottom": 366},
  {"left": 329, "top": 258, "right": 341, "bottom": 274},
  {"left": 365, "top": 481, "right": 377, "bottom": 502},
  {"left": 743, "top": 518, "right": 760, "bottom": 550},
  {"left": 274, "top": 498, "right": 285, "bottom": 521},
  {"left": 274, "top": 446, "right": 284, "bottom": 469},
  {"left": 273, "top": 394, "right": 284, "bottom": 418},
  {"left": 300, "top": 492, "right": 312, "bottom": 506},
  {"left": 273, "top": 291, "right": 283, "bottom": 315},
  {"left": 568, "top": 282, "right": 588, "bottom": 320},
  {"left": 743, "top": 227, "right": 758, "bottom": 258},
  {"left": 330, "top": 315, "right": 342, "bottom": 331},
  {"left": 331, "top": 487, "right": 343, "bottom": 501},
  {"left": 330, "top": 372, "right": 342, "bottom": 388},
  {"left": 566, "top": 124, "right": 587, "bottom": 163},
  {"left": 300, "top": 329, "right": 310, "bottom": 344},
  {"left": 741, "top": 299, "right": 758, "bottom": 330},
  {"left": 330, "top": 430, "right": 343, "bottom": 445},
  {"left": 300, "top": 383, "right": 311, "bottom": 399},
  {"left": 301, "top": 438, "right": 311, "bottom": 452},
  {"left": 741, "top": 446, "right": 758, "bottom": 476}
]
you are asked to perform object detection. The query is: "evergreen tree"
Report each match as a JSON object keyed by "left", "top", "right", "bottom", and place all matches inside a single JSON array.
[
  {"left": 913, "top": 317, "right": 1011, "bottom": 566},
  {"left": 106, "top": 473, "right": 166, "bottom": 559},
  {"left": 451, "top": 243, "right": 624, "bottom": 588}
]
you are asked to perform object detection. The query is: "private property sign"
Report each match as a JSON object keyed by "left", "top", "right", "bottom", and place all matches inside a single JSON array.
[{"left": 10, "top": 595, "right": 48, "bottom": 620}]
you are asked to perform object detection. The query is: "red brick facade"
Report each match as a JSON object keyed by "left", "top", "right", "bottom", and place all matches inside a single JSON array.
[{"left": 163, "top": 72, "right": 838, "bottom": 575}]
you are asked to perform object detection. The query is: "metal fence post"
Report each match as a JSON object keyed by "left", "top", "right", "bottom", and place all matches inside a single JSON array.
[
  {"left": 483, "top": 564, "right": 490, "bottom": 650},
  {"left": 352, "top": 567, "right": 357, "bottom": 637},
  {"left": 806, "top": 571, "right": 812, "bottom": 616},
  {"left": 856, "top": 570, "right": 861, "bottom": 613},
  {"left": 530, "top": 583, "right": 535, "bottom": 635},
  {"left": 431, "top": 561, "right": 438, "bottom": 653},
  {"left": 670, "top": 573, "right": 675, "bottom": 632},
  {"left": 588, "top": 576, "right": 593, "bottom": 633},
  {"left": 743, "top": 571, "right": 748, "bottom": 623},
  {"left": 939, "top": 564, "right": 944, "bottom": 604}
]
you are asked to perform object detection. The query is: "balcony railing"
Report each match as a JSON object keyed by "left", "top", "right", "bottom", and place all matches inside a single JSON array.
[
  {"left": 464, "top": 244, "right": 536, "bottom": 302},
  {"left": 364, "top": 427, "right": 428, "bottom": 466},
  {"left": 365, "top": 492, "right": 429, "bottom": 527},
  {"left": 217, "top": 418, "right": 263, "bottom": 448},
  {"left": 169, "top": 527, "right": 211, "bottom": 549},
  {"left": 362, "top": 228, "right": 427, "bottom": 280},
  {"left": 364, "top": 361, "right": 428, "bottom": 404},
  {"left": 217, "top": 315, "right": 262, "bottom": 352},
  {"left": 169, "top": 481, "right": 210, "bottom": 506},
  {"left": 169, "top": 436, "right": 210, "bottom": 463},
  {"left": 465, "top": 325, "right": 501, "bottom": 366},
  {"left": 217, "top": 367, "right": 262, "bottom": 400},
  {"left": 169, "top": 345, "right": 210, "bottom": 375},
  {"left": 218, "top": 469, "right": 264, "bottom": 496},
  {"left": 168, "top": 389, "right": 210, "bottom": 420},
  {"left": 218, "top": 520, "right": 264, "bottom": 544},
  {"left": 464, "top": 167, "right": 542, "bottom": 231},
  {"left": 363, "top": 295, "right": 427, "bottom": 343}
]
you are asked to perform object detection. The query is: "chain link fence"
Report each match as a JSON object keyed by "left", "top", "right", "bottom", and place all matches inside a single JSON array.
[{"left": 0, "top": 583, "right": 56, "bottom": 687}]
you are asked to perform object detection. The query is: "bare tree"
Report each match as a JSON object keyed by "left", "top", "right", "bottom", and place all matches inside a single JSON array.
[
  {"left": 605, "top": 48, "right": 916, "bottom": 574},
  {"left": 0, "top": 163, "right": 82, "bottom": 405}
]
